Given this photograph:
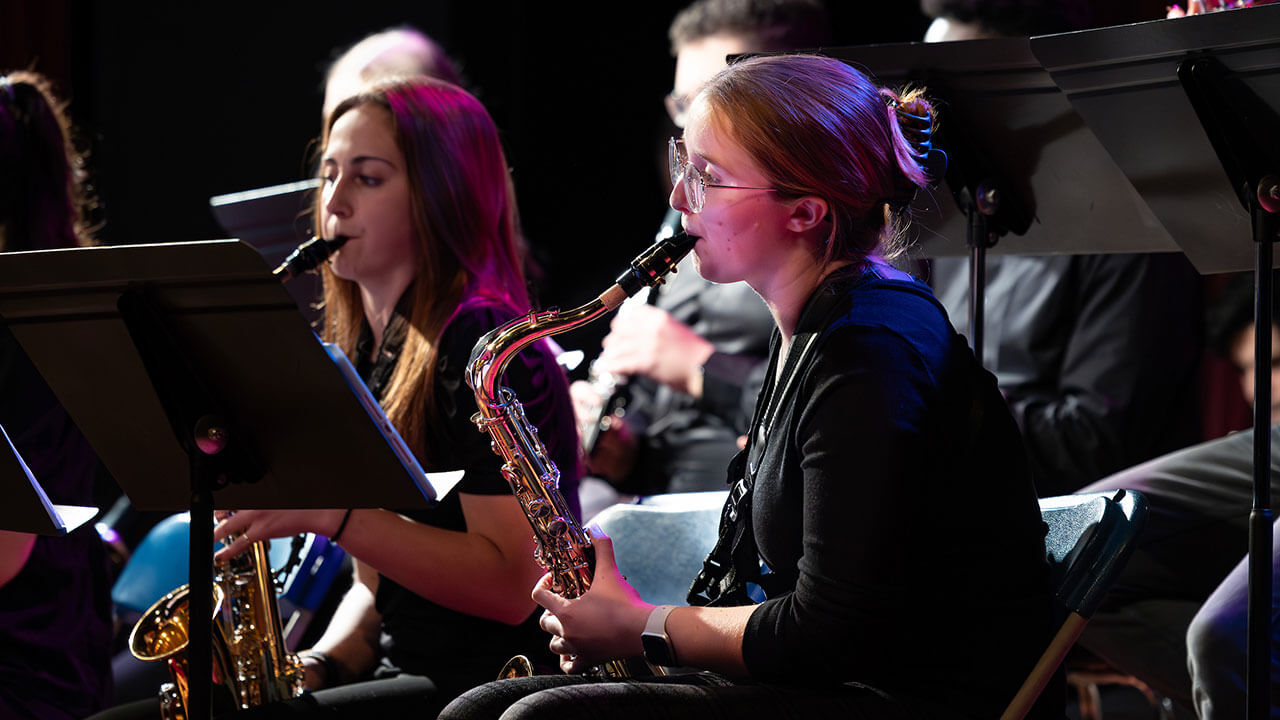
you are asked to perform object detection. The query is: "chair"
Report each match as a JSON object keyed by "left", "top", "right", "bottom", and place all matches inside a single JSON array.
[
  {"left": 1001, "top": 489, "right": 1149, "bottom": 720},
  {"left": 590, "top": 491, "right": 727, "bottom": 606},
  {"left": 111, "top": 512, "right": 192, "bottom": 620}
]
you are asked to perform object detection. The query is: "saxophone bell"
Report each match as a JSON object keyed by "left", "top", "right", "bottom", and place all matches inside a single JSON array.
[{"left": 128, "top": 535, "right": 305, "bottom": 719}]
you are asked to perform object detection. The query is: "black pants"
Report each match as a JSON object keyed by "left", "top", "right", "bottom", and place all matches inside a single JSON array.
[
  {"left": 439, "top": 672, "right": 927, "bottom": 720},
  {"left": 86, "top": 674, "right": 440, "bottom": 720}
]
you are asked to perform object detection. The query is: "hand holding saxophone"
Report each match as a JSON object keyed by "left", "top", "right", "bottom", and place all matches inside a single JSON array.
[
  {"left": 212, "top": 508, "right": 347, "bottom": 563},
  {"left": 533, "top": 529, "right": 653, "bottom": 675}
]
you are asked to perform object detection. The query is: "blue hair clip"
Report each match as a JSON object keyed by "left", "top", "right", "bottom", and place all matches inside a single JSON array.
[{"left": 0, "top": 75, "right": 13, "bottom": 103}]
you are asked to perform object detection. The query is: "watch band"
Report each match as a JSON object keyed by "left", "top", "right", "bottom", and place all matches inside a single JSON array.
[{"left": 641, "top": 604, "right": 678, "bottom": 666}]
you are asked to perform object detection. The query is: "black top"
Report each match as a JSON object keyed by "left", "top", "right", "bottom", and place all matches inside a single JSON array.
[
  {"left": 0, "top": 325, "right": 113, "bottom": 719},
  {"left": 739, "top": 266, "right": 1060, "bottom": 719},
  {"left": 931, "top": 253, "right": 1203, "bottom": 496},
  {"left": 352, "top": 297, "right": 580, "bottom": 697}
]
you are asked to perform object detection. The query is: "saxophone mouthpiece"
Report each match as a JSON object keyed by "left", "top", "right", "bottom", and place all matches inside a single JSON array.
[
  {"left": 272, "top": 235, "right": 350, "bottom": 282},
  {"left": 614, "top": 231, "right": 698, "bottom": 297}
]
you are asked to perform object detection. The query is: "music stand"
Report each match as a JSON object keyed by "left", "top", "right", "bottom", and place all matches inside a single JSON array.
[
  {"left": 0, "top": 239, "right": 461, "bottom": 719},
  {"left": 824, "top": 37, "right": 1180, "bottom": 354},
  {"left": 210, "top": 179, "right": 322, "bottom": 326},
  {"left": 1033, "top": 7, "right": 1280, "bottom": 717},
  {"left": 0, "top": 424, "right": 97, "bottom": 535}
]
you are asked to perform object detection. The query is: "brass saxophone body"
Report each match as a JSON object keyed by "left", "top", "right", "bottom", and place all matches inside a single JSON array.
[
  {"left": 466, "top": 232, "right": 697, "bottom": 677},
  {"left": 129, "top": 537, "right": 305, "bottom": 719}
]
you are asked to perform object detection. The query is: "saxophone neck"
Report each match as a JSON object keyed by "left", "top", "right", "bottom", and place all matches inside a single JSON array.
[{"left": 467, "top": 232, "right": 698, "bottom": 403}]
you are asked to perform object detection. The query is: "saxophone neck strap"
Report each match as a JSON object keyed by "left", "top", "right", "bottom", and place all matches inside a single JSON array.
[{"left": 688, "top": 275, "right": 854, "bottom": 607}]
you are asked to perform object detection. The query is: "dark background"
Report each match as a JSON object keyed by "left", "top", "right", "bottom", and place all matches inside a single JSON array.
[{"left": 0, "top": 0, "right": 1165, "bottom": 357}]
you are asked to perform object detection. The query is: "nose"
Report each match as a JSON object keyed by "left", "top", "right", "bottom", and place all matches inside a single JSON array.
[{"left": 323, "top": 175, "right": 352, "bottom": 220}]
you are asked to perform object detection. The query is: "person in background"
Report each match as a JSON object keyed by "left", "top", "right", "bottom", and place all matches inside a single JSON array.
[
  {"left": 443, "top": 53, "right": 1060, "bottom": 720},
  {"left": 921, "top": 0, "right": 1205, "bottom": 496},
  {"left": 321, "top": 26, "right": 462, "bottom": 121},
  {"left": 576, "top": 0, "right": 830, "bottom": 516},
  {"left": 1078, "top": 270, "right": 1280, "bottom": 719},
  {"left": 0, "top": 70, "right": 114, "bottom": 720}
]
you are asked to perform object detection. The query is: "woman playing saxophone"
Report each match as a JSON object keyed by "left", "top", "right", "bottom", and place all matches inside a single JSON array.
[
  {"left": 442, "top": 53, "right": 1062, "bottom": 720},
  {"left": 207, "top": 76, "right": 579, "bottom": 717}
]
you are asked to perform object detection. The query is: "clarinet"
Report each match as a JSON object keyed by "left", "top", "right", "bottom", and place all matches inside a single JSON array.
[{"left": 580, "top": 215, "right": 683, "bottom": 457}]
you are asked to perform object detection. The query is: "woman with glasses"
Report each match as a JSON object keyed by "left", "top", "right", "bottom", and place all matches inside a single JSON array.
[{"left": 441, "top": 53, "right": 1061, "bottom": 720}]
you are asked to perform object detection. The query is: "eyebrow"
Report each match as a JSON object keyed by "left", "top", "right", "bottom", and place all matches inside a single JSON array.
[{"left": 321, "top": 154, "right": 399, "bottom": 170}]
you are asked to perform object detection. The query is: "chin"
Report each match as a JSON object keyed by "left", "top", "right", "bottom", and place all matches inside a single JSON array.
[{"left": 691, "top": 249, "right": 714, "bottom": 282}]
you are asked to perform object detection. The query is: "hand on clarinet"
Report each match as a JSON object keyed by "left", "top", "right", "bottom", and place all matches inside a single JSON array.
[{"left": 596, "top": 305, "right": 714, "bottom": 398}]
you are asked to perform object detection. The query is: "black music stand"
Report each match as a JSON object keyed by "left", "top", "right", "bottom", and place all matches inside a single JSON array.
[
  {"left": 1034, "top": 7, "right": 1280, "bottom": 717},
  {"left": 824, "top": 37, "right": 1180, "bottom": 355},
  {"left": 0, "top": 424, "right": 97, "bottom": 536},
  {"left": 0, "top": 239, "right": 461, "bottom": 720},
  {"left": 210, "top": 179, "right": 322, "bottom": 326}
]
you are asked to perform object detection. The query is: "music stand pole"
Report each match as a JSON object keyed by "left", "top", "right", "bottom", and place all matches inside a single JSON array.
[
  {"left": 117, "top": 284, "right": 270, "bottom": 720},
  {"left": 962, "top": 183, "right": 1002, "bottom": 358},
  {"left": 1177, "top": 54, "right": 1278, "bottom": 717},
  {"left": 1248, "top": 183, "right": 1277, "bottom": 720}
]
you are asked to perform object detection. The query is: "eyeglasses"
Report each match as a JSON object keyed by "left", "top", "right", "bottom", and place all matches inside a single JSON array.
[{"left": 668, "top": 137, "right": 776, "bottom": 214}]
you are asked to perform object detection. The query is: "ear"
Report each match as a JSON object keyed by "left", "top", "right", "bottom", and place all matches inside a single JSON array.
[{"left": 784, "top": 195, "right": 830, "bottom": 234}]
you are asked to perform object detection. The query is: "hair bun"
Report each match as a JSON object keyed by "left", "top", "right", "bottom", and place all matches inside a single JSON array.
[
  {"left": 885, "top": 88, "right": 947, "bottom": 193},
  {"left": 889, "top": 90, "right": 935, "bottom": 161}
]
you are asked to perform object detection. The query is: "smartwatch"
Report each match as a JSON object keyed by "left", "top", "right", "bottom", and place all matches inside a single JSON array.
[{"left": 640, "top": 604, "right": 678, "bottom": 667}]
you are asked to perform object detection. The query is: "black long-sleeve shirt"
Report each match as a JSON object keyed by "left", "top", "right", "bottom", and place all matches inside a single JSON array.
[
  {"left": 740, "top": 266, "right": 1059, "bottom": 719},
  {"left": 931, "top": 253, "right": 1202, "bottom": 496}
]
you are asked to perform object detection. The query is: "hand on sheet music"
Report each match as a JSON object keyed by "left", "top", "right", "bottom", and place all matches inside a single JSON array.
[
  {"left": 596, "top": 304, "right": 715, "bottom": 398},
  {"left": 533, "top": 527, "right": 650, "bottom": 674},
  {"left": 212, "top": 508, "right": 346, "bottom": 563}
]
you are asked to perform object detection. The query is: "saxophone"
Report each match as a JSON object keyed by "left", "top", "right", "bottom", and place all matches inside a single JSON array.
[
  {"left": 129, "top": 536, "right": 305, "bottom": 719},
  {"left": 466, "top": 231, "right": 697, "bottom": 677}
]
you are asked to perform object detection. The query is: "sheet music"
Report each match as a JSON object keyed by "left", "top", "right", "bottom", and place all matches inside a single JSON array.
[{"left": 0, "top": 424, "right": 97, "bottom": 535}]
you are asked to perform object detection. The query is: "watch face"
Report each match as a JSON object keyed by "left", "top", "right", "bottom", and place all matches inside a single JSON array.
[{"left": 641, "top": 632, "right": 674, "bottom": 667}]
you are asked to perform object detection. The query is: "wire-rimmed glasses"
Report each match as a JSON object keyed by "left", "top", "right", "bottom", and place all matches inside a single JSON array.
[{"left": 668, "top": 137, "right": 776, "bottom": 213}]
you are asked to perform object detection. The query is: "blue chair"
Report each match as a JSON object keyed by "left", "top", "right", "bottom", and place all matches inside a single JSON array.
[
  {"left": 594, "top": 489, "right": 1148, "bottom": 720},
  {"left": 110, "top": 513, "right": 192, "bottom": 619},
  {"left": 1001, "top": 489, "right": 1149, "bottom": 720},
  {"left": 590, "top": 491, "right": 726, "bottom": 606}
]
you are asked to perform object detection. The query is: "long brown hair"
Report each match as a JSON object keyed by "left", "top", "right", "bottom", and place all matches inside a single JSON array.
[
  {"left": 317, "top": 77, "right": 529, "bottom": 461},
  {"left": 698, "top": 54, "right": 934, "bottom": 265}
]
